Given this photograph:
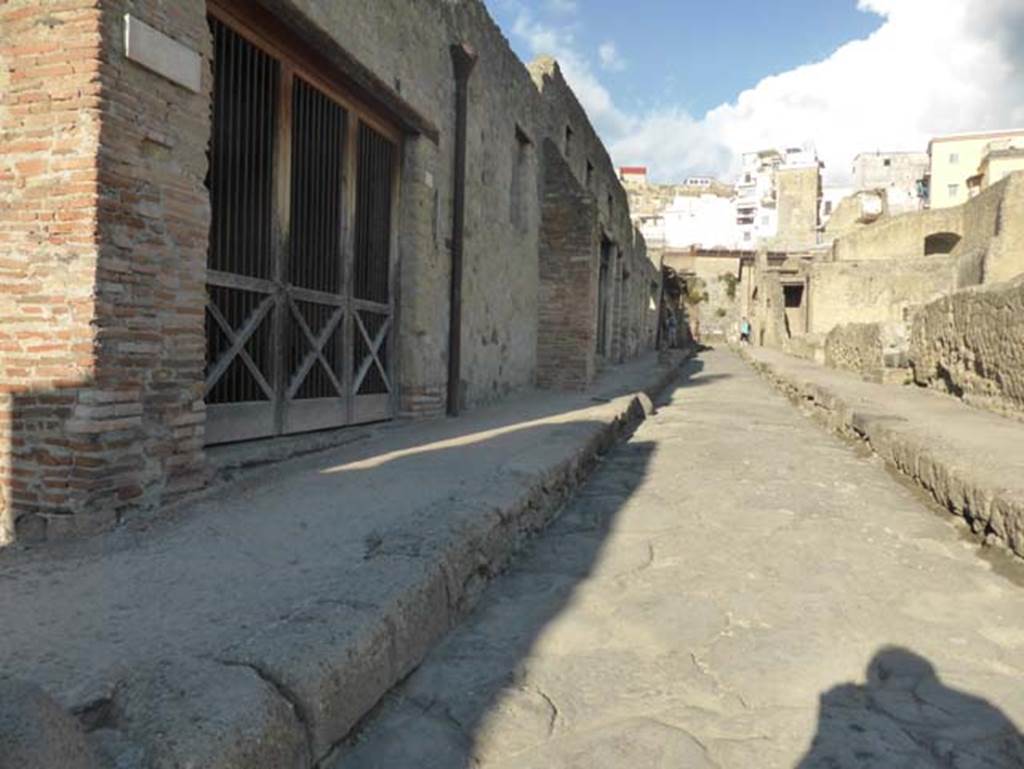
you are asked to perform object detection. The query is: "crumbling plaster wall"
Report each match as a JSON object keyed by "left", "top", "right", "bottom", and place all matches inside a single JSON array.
[
  {"left": 910, "top": 276, "right": 1024, "bottom": 418},
  {"left": 807, "top": 258, "right": 957, "bottom": 336}
]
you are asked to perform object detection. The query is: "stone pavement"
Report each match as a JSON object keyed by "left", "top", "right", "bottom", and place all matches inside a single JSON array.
[
  {"left": 0, "top": 351, "right": 685, "bottom": 768},
  {"left": 742, "top": 345, "right": 1024, "bottom": 559},
  {"left": 335, "top": 349, "right": 1024, "bottom": 769}
]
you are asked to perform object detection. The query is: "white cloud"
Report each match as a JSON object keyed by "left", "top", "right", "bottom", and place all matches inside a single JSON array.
[
  {"left": 508, "top": 0, "right": 1024, "bottom": 185},
  {"left": 511, "top": 9, "right": 635, "bottom": 135},
  {"left": 598, "top": 41, "right": 626, "bottom": 72}
]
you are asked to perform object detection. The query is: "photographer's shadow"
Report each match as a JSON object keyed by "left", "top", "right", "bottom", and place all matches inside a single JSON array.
[{"left": 797, "top": 647, "right": 1024, "bottom": 768}]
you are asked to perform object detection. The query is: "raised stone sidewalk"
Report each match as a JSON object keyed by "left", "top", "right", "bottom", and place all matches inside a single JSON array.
[
  {"left": 0, "top": 351, "right": 688, "bottom": 769},
  {"left": 740, "top": 345, "right": 1024, "bottom": 559}
]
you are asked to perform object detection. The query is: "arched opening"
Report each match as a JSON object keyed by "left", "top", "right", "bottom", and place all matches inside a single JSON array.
[{"left": 924, "top": 232, "right": 961, "bottom": 256}]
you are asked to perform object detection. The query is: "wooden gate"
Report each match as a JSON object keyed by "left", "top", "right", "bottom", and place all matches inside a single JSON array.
[{"left": 204, "top": 12, "right": 398, "bottom": 445}]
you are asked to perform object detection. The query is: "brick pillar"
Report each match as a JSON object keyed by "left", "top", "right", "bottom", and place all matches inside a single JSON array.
[
  {"left": 537, "top": 139, "right": 598, "bottom": 390},
  {"left": 0, "top": 1, "right": 211, "bottom": 544}
]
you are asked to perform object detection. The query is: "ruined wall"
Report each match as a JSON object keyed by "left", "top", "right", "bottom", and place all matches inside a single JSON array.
[
  {"left": 773, "top": 166, "right": 819, "bottom": 250},
  {"left": 807, "top": 258, "right": 957, "bottom": 335},
  {"left": 910, "top": 276, "right": 1024, "bottom": 418},
  {"left": 528, "top": 57, "right": 656, "bottom": 373},
  {"left": 748, "top": 256, "right": 788, "bottom": 349},
  {"left": 953, "top": 173, "right": 1024, "bottom": 288},
  {"left": 825, "top": 322, "right": 909, "bottom": 381},
  {"left": 831, "top": 173, "right": 1024, "bottom": 288},
  {"left": 832, "top": 206, "right": 964, "bottom": 261},
  {"left": 663, "top": 254, "right": 741, "bottom": 341}
]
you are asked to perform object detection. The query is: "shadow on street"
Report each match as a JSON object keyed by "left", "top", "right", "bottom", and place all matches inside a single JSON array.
[{"left": 796, "top": 646, "right": 1024, "bottom": 768}]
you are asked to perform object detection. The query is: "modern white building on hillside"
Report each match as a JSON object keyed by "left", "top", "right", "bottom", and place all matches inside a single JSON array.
[
  {"left": 639, "top": 193, "right": 740, "bottom": 251},
  {"left": 735, "top": 144, "right": 820, "bottom": 246}
]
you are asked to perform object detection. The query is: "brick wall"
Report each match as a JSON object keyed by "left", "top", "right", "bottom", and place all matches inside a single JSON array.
[
  {"left": 0, "top": 2, "right": 210, "bottom": 544},
  {"left": 0, "top": 1, "right": 105, "bottom": 544},
  {"left": 94, "top": 1, "right": 211, "bottom": 507},
  {"left": 537, "top": 140, "right": 598, "bottom": 390}
]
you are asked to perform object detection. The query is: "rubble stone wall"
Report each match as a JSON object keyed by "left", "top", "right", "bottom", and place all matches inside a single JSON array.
[
  {"left": 910, "top": 276, "right": 1024, "bottom": 417},
  {"left": 825, "top": 322, "right": 909, "bottom": 379}
]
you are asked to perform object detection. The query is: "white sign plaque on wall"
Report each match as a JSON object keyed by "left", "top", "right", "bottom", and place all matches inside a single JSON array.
[{"left": 124, "top": 14, "right": 201, "bottom": 94}]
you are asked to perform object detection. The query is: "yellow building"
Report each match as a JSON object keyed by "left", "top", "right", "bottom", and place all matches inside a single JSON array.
[{"left": 928, "top": 129, "right": 1024, "bottom": 208}]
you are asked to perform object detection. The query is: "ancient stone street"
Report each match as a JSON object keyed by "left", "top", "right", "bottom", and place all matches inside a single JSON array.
[{"left": 336, "top": 350, "right": 1024, "bottom": 769}]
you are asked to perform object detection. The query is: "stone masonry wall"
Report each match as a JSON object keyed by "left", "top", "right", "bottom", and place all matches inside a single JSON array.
[{"left": 910, "top": 276, "right": 1024, "bottom": 418}]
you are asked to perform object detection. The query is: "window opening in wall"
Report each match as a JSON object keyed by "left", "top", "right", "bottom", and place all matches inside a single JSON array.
[
  {"left": 883, "top": 158, "right": 891, "bottom": 167},
  {"left": 783, "top": 285, "right": 804, "bottom": 308},
  {"left": 949, "top": 152, "right": 959, "bottom": 164},
  {"left": 948, "top": 183, "right": 959, "bottom": 197},
  {"left": 564, "top": 124, "right": 573, "bottom": 157},
  {"left": 510, "top": 124, "right": 531, "bottom": 229},
  {"left": 586, "top": 159, "right": 594, "bottom": 189},
  {"left": 924, "top": 231, "right": 961, "bottom": 255},
  {"left": 204, "top": 10, "right": 400, "bottom": 445}
]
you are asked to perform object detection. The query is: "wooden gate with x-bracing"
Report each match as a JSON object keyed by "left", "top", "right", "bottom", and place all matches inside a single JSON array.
[{"left": 204, "top": 13, "right": 398, "bottom": 445}]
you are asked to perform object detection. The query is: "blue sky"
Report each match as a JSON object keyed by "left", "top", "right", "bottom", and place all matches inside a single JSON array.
[
  {"left": 485, "top": 0, "right": 1024, "bottom": 184},
  {"left": 490, "top": 1, "right": 883, "bottom": 118}
]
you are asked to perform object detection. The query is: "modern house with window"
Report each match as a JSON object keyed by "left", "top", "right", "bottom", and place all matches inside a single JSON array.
[
  {"left": 927, "top": 129, "right": 1024, "bottom": 208},
  {"left": 0, "top": 0, "right": 658, "bottom": 545}
]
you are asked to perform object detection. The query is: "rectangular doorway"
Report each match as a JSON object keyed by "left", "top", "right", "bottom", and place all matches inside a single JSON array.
[{"left": 203, "top": 11, "right": 400, "bottom": 445}]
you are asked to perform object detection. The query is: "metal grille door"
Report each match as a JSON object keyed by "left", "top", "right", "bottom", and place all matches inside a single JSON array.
[
  {"left": 352, "top": 123, "right": 396, "bottom": 422},
  {"left": 205, "top": 20, "right": 280, "bottom": 443},
  {"left": 282, "top": 77, "right": 349, "bottom": 434},
  {"left": 204, "top": 14, "right": 400, "bottom": 445}
]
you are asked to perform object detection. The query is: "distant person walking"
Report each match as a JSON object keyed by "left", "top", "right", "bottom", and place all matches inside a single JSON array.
[
  {"left": 665, "top": 312, "right": 678, "bottom": 348},
  {"left": 740, "top": 317, "right": 751, "bottom": 344}
]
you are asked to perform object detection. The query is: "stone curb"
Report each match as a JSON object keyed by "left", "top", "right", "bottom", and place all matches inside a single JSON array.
[
  {"left": 736, "top": 345, "right": 1024, "bottom": 560},
  {"left": 3, "top": 353, "right": 691, "bottom": 769}
]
